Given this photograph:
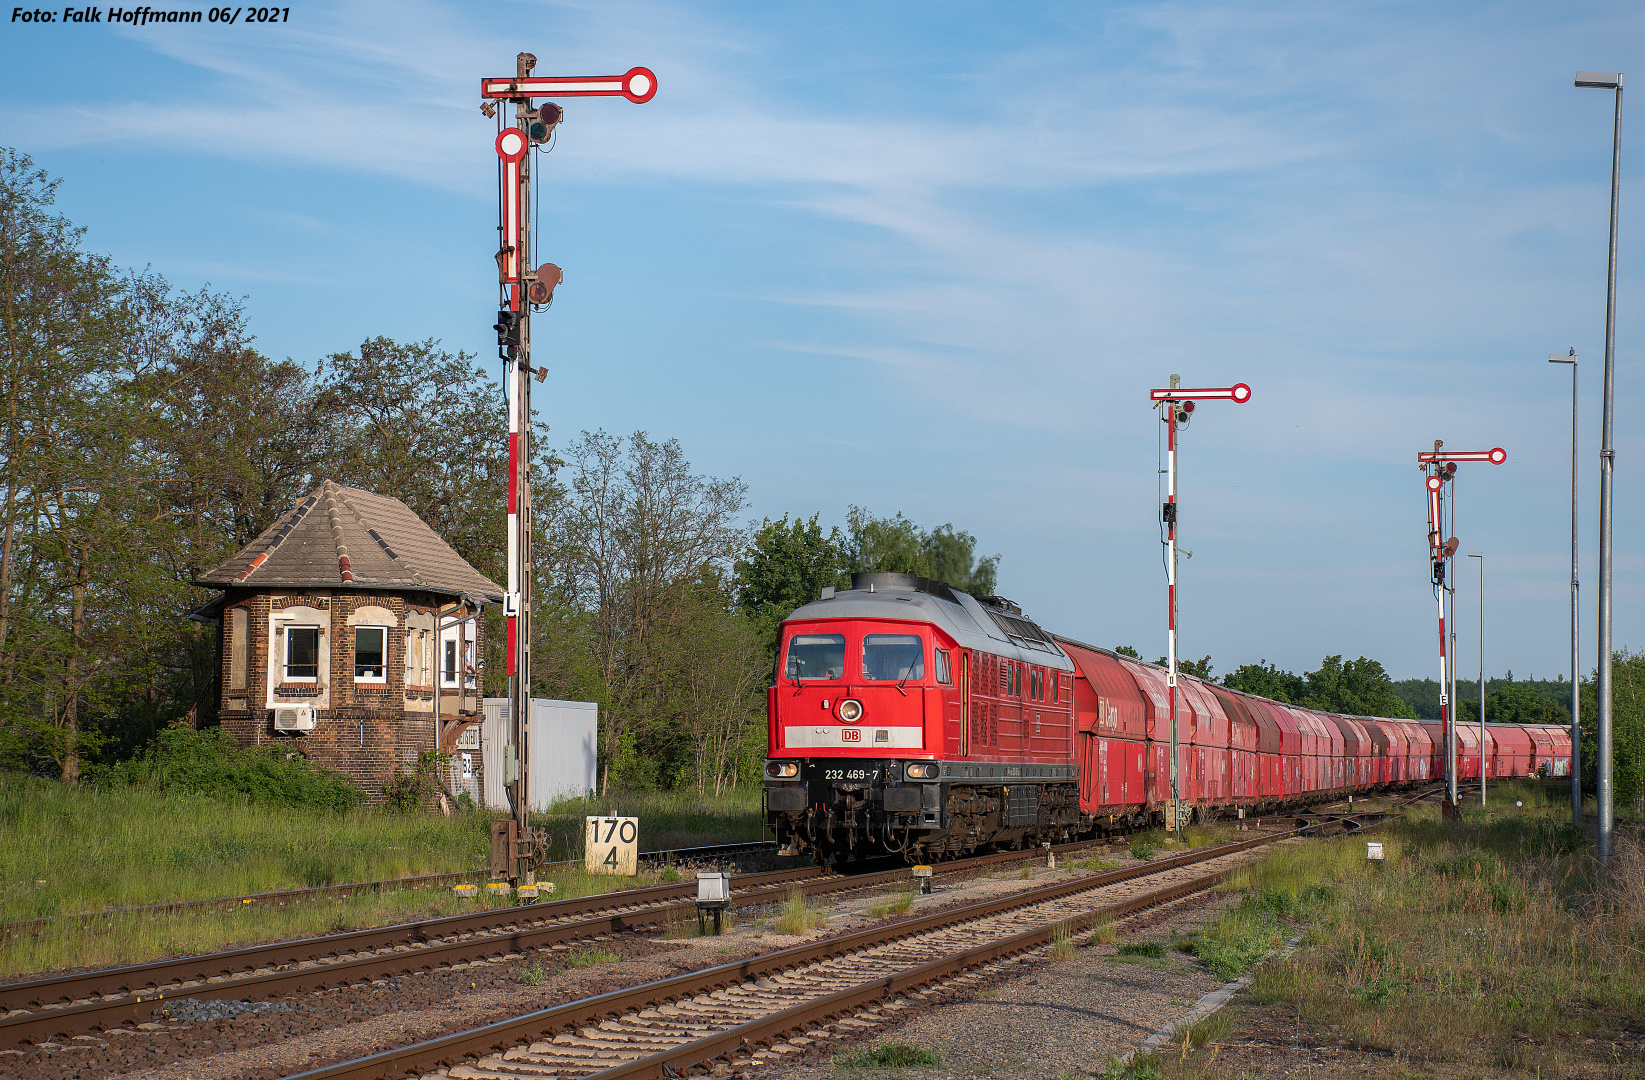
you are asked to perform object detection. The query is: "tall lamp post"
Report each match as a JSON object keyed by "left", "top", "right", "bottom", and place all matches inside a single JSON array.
[
  {"left": 1147, "top": 378, "right": 1252, "bottom": 837},
  {"left": 1549, "top": 349, "right": 1581, "bottom": 828},
  {"left": 1575, "top": 70, "right": 1621, "bottom": 865},
  {"left": 1468, "top": 552, "right": 1485, "bottom": 807}
]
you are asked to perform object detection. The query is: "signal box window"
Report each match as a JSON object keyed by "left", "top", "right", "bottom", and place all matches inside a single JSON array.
[
  {"left": 786, "top": 634, "right": 845, "bottom": 680},
  {"left": 863, "top": 634, "right": 924, "bottom": 681},
  {"left": 934, "top": 648, "right": 952, "bottom": 686},
  {"left": 355, "top": 626, "right": 387, "bottom": 682},
  {"left": 285, "top": 626, "right": 320, "bottom": 682}
]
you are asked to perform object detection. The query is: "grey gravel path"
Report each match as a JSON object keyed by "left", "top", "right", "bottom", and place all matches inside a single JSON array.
[{"left": 753, "top": 893, "right": 1242, "bottom": 1080}]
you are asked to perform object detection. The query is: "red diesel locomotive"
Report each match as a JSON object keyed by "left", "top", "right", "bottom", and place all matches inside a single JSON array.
[{"left": 763, "top": 573, "right": 1571, "bottom": 863}]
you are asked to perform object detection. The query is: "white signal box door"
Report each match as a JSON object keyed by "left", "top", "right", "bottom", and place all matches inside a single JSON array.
[{"left": 585, "top": 816, "right": 639, "bottom": 875}]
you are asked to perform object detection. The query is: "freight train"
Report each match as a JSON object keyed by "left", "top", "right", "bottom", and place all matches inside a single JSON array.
[{"left": 763, "top": 573, "right": 1572, "bottom": 863}]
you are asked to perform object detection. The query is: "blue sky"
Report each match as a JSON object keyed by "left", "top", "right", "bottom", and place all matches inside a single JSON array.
[{"left": 3, "top": 0, "right": 1641, "bottom": 683}]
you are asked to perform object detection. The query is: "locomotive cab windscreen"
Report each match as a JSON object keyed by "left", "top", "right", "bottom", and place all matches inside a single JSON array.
[{"left": 785, "top": 634, "right": 845, "bottom": 680}]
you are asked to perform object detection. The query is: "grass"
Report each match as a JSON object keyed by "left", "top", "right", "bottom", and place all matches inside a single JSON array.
[
  {"left": 1144, "top": 778, "right": 1645, "bottom": 1080},
  {"left": 0, "top": 774, "right": 764, "bottom": 976},
  {"left": 565, "top": 947, "right": 620, "bottom": 967},
  {"left": 772, "top": 887, "right": 828, "bottom": 935},
  {"left": 0, "top": 775, "right": 491, "bottom": 922},
  {"left": 1069, "top": 857, "right": 1122, "bottom": 871},
  {"left": 1050, "top": 920, "right": 1077, "bottom": 960},
  {"left": 1110, "top": 940, "right": 1171, "bottom": 970},
  {"left": 531, "top": 787, "right": 764, "bottom": 857},
  {"left": 1090, "top": 920, "right": 1118, "bottom": 945},
  {"left": 868, "top": 886, "right": 918, "bottom": 918},
  {"left": 519, "top": 955, "right": 547, "bottom": 984},
  {"left": 833, "top": 1042, "right": 941, "bottom": 1068}
]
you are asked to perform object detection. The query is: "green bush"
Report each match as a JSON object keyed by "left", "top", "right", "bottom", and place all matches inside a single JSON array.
[
  {"left": 383, "top": 750, "right": 451, "bottom": 812},
  {"left": 92, "top": 727, "right": 363, "bottom": 811}
]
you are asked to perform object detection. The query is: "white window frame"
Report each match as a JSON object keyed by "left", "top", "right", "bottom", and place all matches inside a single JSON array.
[
  {"left": 284, "top": 625, "right": 321, "bottom": 683},
  {"left": 440, "top": 623, "right": 477, "bottom": 689},
  {"left": 934, "top": 648, "right": 953, "bottom": 687},
  {"left": 354, "top": 625, "right": 388, "bottom": 684},
  {"left": 442, "top": 636, "right": 459, "bottom": 687}
]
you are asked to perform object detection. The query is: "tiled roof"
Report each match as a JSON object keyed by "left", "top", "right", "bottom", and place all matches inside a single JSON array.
[{"left": 195, "top": 480, "right": 503, "bottom": 601}]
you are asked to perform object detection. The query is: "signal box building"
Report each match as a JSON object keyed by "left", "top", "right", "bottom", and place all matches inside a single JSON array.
[{"left": 191, "top": 480, "right": 503, "bottom": 801}]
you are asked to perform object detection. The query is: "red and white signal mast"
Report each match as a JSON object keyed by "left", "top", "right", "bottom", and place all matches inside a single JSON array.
[
  {"left": 482, "top": 54, "right": 656, "bottom": 887},
  {"left": 1417, "top": 442, "right": 1505, "bottom": 817},
  {"left": 1148, "top": 378, "right": 1251, "bottom": 835}
]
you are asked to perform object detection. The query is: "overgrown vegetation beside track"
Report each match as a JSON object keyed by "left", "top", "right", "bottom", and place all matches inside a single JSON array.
[
  {"left": 0, "top": 778, "right": 766, "bottom": 975},
  {"left": 1134, "top": 780, "right": 1645, "bottom": 1080},
  {"left": 532, "top": 788, "right": 765, "bottom": 857}
]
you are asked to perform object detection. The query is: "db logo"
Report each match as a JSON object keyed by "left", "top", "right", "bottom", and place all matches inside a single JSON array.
[{"left": 840, "top": 728, "right": 862, "bottom": 743}]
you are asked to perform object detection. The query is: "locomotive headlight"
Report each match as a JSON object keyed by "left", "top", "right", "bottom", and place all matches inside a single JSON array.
[
  {"left": 904, "top": 761, "right": 938, "bottom": 779},
  {"left": 766, "top": 761, "right": 799, "bottom": 778},
  {"left": 838, "top": 699, "right": 863, "bottom": 722}
]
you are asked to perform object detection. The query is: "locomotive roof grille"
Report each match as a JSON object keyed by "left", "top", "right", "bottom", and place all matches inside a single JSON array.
[{"left": 984, "top": 608, "right": 1059, "bottom": 652}]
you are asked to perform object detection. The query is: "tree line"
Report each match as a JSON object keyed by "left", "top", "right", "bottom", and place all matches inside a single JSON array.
[
  {"left": 0, "top": 149, "right": 1005, "bottom": 797},
  {"left": 4, "top": 149, "right": 1636, "bottom": 813}
]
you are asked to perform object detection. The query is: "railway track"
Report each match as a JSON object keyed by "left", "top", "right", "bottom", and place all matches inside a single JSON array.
[
  {"left": 0, "top": 833, "right": 1143, "bottom": 1048},
  {"left": 285, "top": 830, "right": 1303, "bottom": 1080},
  {"left": 0, "top": 841, "right": 780, "bottom": 945}
]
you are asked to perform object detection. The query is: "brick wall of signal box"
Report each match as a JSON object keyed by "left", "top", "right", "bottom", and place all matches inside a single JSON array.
[{"left": 212, "top": 589, "right": 482, "bottom": 803}]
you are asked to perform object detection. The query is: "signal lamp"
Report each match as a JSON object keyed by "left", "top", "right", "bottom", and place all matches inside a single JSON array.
[
  {"left": 838, "top": 699, "right": 863, "bottom": 722},
  {"left": 1446, "top": 462, "right": 1457, "bottom": 475},
  {"left": 1443, "top": 537, "right": 1460, "bottom": 558},
  {"left": 1182, "top": 400, "right": 1196, "bottom": 413},
  {"left": 765, "top": 761, "right": 799, "bottom": 778},
  {"left": 528, "top": 263, "right": 563, "bottom": 306},
  {"left": 528, "top": 102, "right": 564, "bottom": 143},
  {"left": 1174, "top": 406, "right": 1192, "bottom": 425},
  {"left": 493, "top": 309, "right": 520, "bottom": 348}
]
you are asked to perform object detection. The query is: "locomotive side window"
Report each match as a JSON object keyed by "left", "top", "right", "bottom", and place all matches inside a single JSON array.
[
  {"left": 863, "top": 634, "right": 924, "bottom": 681},
  {"left": 785, "top": 634, "right": 846, "bottom": 680},
  {"left": 934, "top": 648, "right": 952, "bottom": 686}
]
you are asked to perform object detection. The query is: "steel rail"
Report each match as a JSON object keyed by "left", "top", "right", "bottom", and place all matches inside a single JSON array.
[
  {"left": 0, "top": 842, "right": 779, "bottom": 944},
  {"left": 0, "top": 835, "right": 1136, "bottom": 1045},
  {"left": 585, "top": 870, "right": 1235, "bottom": 1080},
  {"left": 0, "top": 864, "right": 818, "bottom": 1015},
  {"left": 280, "top": 830, "right": 1298, "bottom": 1080}
]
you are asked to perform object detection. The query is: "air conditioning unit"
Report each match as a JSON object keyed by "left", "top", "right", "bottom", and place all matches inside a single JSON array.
[{"left": 273, "top": 704, "right": 316, "bottom": 732}]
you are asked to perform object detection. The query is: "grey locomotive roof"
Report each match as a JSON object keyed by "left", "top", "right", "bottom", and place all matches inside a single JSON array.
[
  {"left": 194, "top": 480, "right": 503, "bottom": 602},
  {"left": 784, "top": 576, "right": 1074, "bottom": 671}
]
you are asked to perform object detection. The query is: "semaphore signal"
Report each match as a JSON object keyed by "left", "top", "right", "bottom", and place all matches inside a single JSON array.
[
  {"left": 1148, "top": 379, "right": 1251, "bottom": 837},
  {"left": 1417, "top": 441, "right": 1506, "bottom": 817},
  {"left": 483, "top": 52, "right": 655, "bottom": 890}
]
